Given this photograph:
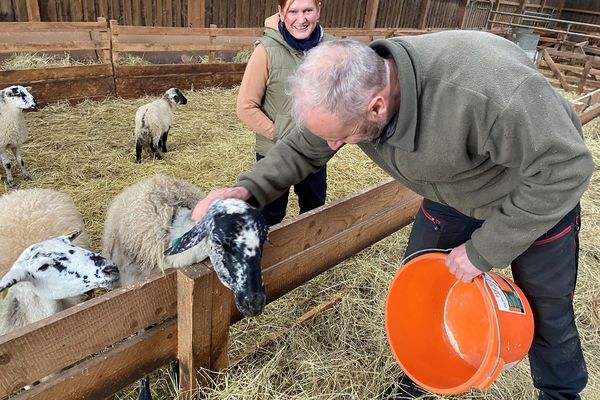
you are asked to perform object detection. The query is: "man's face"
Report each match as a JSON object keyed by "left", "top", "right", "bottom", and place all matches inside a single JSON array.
[{"left": 303, "top": 107, "right": 384, "bottom": 151}]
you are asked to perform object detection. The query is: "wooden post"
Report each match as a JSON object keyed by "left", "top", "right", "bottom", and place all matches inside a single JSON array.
[
  {"left": 363, "top": 0, "right": 380, "bottom": 29},
  {"left": 188, "top": 0, "right": 206, "bottom": 28},
  {"left": 541, "top": 49, "right": 572, "bottom": 92},
  {"left": 177, "top": 263, "right": 213, "bottom": 397},
  {"left": 556, "top": 0, "right": 565, "bottom": 20},
  {"left": 209, "top": 23, "right": 217, "bottom": 63},
  {"left": 577, "top": 58, "right": 592, "bottom": 94},
  {"left": 458, "top": 0, "right": 470, "bottom": 29},
  {"left": 26, "top": 0, "right": 41, "bottom": 21},
  {"left": 419, "top": 0, "right": 432, "bottom": 30},
  {"left": 177, "top": 262, "right": 232, "bottom": 397}
]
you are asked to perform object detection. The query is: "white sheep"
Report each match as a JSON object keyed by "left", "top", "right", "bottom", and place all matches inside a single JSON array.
[
  {"left": 102, "top": 174, "right": 268, "bottom": 317},
  {"left": 0, "top": 85, "right": 38, "bottom": 188},
  {"left": 0, "top": 188, "right": 119, "bottom": 336},
  {"left": 102, "top": 174, "right": 268, "bottom": 400},
  {"left": 134, "top": 88, "right": 187, "bottom": 163}
]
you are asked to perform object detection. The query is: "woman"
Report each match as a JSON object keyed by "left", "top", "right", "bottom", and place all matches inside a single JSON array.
[{"left": 236, "top": 0, "right": 331, "bottom": 226}]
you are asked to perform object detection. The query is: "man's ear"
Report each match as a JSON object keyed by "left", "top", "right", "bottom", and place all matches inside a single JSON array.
[{"left": 367, "top": 96, "right": 386, "bottom": 121}]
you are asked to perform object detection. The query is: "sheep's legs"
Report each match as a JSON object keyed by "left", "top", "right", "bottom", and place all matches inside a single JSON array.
[
  {"left": 135, "top": 137, "right": 143, "bottom": 163},
  {"left": 160, "top": 130, "right": 169, "bottom": 153},
  {"left": 0, "top": 148, "right": 16, "bottom": 188},
  {"left": 10, "top": 146, "right": 31, "bottom": 182},
  {"left": 149, "top": 140, "right": 162, "bottom": 160},
  {"left": 137, "top": 376, "right": 152, "bottom": 400}
]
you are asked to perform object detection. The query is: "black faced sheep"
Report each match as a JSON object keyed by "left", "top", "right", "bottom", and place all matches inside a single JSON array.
[
  {"left": 134, "top": 88, "right": 187, "bottom": 163},
  {"left": 0, "top": 85, "right": 38, "bottom": 188},
  {"left": 0, "top": 188, "right": 119, "bottom": 336},
  {"left": 101, "top": 174, "right": 268, "bottom": 400},
  {"left": 101, "top": 173, "right": 268, "bottom": 317}
]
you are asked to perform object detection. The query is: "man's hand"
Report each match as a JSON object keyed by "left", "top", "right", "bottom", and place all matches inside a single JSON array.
[
  {"left": 445, "top": 244, "right": 483, "bottom": 283},
  {"left": 192, "top": 187, "right": 252, "bottom": 223}
]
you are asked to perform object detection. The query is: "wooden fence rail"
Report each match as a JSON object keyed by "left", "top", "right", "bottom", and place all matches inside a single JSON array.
[{"left": 0, "top": 179, "right": 422, "bottom": 400}]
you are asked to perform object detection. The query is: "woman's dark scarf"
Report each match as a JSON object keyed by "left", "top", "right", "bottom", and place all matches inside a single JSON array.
[{"left": 278, "top": 20, "right": 323, "bottom": 52}]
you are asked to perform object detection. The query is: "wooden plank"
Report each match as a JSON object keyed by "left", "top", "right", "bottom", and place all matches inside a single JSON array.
[
  {"left": 0, "top": 64, "right": 112, "bottom": 84},
  {"left": 419, "top": 0, "right": 432, "bottom": 29},
  {"left": 114, "top": 62, "right": 246, "bottom": 77},
  {"left": 262, "top": 179, "right": 417, "bottom": 267},
  {"left": 0, "top": 41, "right": 109, "bottom": 53},
  {"left": 115, "top": 70, "right": 244, "bottom": 98},
  {"left": 26, "top": 0, "right": 41, "bottom": 21},
  {"left": 580, "top": 104, "right": 600, "bottom": 125},
  {"left": 70, "top": 0, "right": 84, "bottom": 22},
  {"left": 541, "top": 48, "right": 573, "bottom": 91},
  {"left": 578, "top": 59, "right": 593, "bottom": 94},
  {"left": 0, "top": 21, "right": 107, "bottom": 30},
  {"left": 112, "top": 42, "right": 248, "bottom": 52},
  {"left": 177, "top": 262, "right": 213, "bottom": 395},
  {"left": 364, "top": 0, "right": 380, "bottom": 29},
  {"left": 27, "top": 76, "right": 116, "bottom": 107},
  {"left": 258, "top": 185, "right": 421, "bottom": 315},
  {"left": 11, "top": 320, "right": 177, "bottom": 400},
  {"left": 0, "top": 272, "right": 177, "bottom": 397},
  {"left": 209, "top": 269, "right": 232, "bottom": 371}
]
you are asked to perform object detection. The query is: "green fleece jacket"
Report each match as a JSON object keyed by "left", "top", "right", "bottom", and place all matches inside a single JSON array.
[{"left": 236, "top": 30, "right": 595, "bottom": 272}]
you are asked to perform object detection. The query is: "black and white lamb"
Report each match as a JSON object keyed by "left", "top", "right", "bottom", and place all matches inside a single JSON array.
[
  {"left": 101, "top": 173, "right": 269, "bottom": 318},
  {"left": 134, "top": 88, "right": 187, "bottom": 163},
  {"left": 0, "top": 85, "right": 38, "bottom": 188},
  {"left": 0, "top": 188, "right": 119, "bottom": 336}
]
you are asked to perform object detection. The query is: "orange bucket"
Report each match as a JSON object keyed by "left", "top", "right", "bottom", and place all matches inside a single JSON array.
[{"left": 385, "top": 251, "right": 534, "bottom": 395}]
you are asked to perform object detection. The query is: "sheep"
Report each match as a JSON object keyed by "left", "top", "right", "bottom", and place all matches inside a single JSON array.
[
  {"left": 0, "top": 85, "right": 38, "bottom": 188},
  {"left": 134, "top": 88, "right": 187, "bottom": 163},
  {"left": 0, "top": 188, "right": 119, "bottom": 336},
  {"left": 102, "top": 174, "right": 268, "bottom": 400},
  {"left": 102, "top": 174, "right": 268, "bottom": 317}
]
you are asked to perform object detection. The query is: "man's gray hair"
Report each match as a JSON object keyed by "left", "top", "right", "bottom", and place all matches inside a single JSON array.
[{"left": 288, "top": 39, "right": 389, "bottom": 128}]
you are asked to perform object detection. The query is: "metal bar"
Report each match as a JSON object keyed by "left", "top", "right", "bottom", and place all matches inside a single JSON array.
[
  {"left": 492, "top": 20, "right": 600, "bottom": 41},
  {"left": 490, "top": 20, "right": 600, "bottom": 41},
  {"left": 490, "top": 10, "right": 600, "bottom": 29}
]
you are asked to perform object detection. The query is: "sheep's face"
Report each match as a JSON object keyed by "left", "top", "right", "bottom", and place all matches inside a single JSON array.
[
  {"left": 1, "top": 85, "right": 38, "bottom": 111},
  {"left": 166, "top": 88, "right": 187, "bottom": 105},
  {"left": 165, "top": 199, "right": 268, "bottom": 317},
  {"left": 0, "top": 231, "right": 119, "bottom": 300}
]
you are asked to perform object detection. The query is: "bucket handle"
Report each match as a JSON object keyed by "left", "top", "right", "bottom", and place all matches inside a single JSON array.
[
  {"left": 400, "top": 248, "right": 453, "bottom": 266},
  {"left": 476, "top": 273, "right": 505, "bottom": 390}
]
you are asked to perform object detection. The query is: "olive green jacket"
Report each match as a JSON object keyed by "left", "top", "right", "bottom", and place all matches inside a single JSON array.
[
  {"left": 254, "top": 26, "right": 333, "bottom": 155},
  {"left": 237, "top": 30, "right": 594, "bottom": 271}
]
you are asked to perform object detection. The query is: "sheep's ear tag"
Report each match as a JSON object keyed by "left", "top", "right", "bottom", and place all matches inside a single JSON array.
[
  {"left": 164, "top": 225, "right": 203, "bottom": 256},
  {"left": 0, "top": 289, "right": 7, "bottom": 300}
]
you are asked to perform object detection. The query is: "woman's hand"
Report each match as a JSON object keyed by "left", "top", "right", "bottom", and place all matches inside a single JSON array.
[
  {"left": 445, "top": 244, "right": 483, "bottom": 283},
  {"left": 192, "top": 187, "right": 252, "bottom": 223}
]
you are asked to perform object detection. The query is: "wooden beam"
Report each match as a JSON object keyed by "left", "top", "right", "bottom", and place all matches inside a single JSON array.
[
  {"left": 363, "top": 0, "right": 380, "bottom": 29},
  {"left": 25, "top": 0, "right": 40, "bottom": 21},
  {"left": 419, "top": 0, "right": 432, "bottom": 29},
  {"left": 188, "top": 0, "right": 205, "bottom": 27},
  {"left": 458, "top": 0, "right": 469, "bottom": 29},
  {"left": 580, "top": 104, "right": 600, "bottom": 125},
  {"left": 177, "top": 263, "right": 213, "bottom": 396},
  {"left": 541, "top": 48, "right": 572, "bottom": 91},
  {"left": 578, "top": 59, "right": 593, "bottom": 94},
  {"left": 11, "top": 320, "right": 177, "bottom": 400},
  {"left": 0, "top": 272, "right": 177, "bottom": 398}
]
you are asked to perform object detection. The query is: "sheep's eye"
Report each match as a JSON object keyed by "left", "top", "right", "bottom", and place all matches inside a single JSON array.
[{"left": 37, "top": 264, "right": 51, "bottom": 272}]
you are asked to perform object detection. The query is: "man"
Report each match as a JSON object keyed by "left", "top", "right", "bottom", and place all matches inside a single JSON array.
[{"left": 193, "top": 32, "right": 594, "bottom": 400}]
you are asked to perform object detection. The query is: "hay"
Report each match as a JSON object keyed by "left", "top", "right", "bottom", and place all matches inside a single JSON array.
[
  {"left": 5, "top": 89, "right": 600, "bottom": 400},
  {"left": 0, "top": 52, "right": 98, "bottom": 71},
  {"left": 116, "top": 53, "right": 152, "bottom": 65},
  {"left": 232, "top": 49, "right": 253, "bottom": 63}
]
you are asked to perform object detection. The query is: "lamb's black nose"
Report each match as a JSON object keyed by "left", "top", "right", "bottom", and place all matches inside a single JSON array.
[{"left": 237, "top": 291, "right": 267, "bottom": 317}]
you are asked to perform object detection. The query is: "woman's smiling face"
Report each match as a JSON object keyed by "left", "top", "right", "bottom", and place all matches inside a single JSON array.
[{"left": 279, "top": 0, "right": 321, "bottom": 41}]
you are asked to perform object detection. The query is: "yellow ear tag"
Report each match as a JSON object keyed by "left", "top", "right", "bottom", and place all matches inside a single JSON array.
[{"left": 0, "top": 289, "right": 8, "bottom": 301}]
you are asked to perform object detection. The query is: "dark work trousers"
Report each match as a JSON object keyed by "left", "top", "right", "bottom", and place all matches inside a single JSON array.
[
  {"left": 404, "top": 199, "right": 587, "bottom": 400},
  {"left": 256, "top": 153, "right": 327, "bottom": 226}
]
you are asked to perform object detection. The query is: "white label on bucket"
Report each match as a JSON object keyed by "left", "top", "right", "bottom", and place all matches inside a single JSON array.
[
  {"left": 484, "top": 275, "right": 526, "bottom": 314},
  {"left": 502, "top": 360, "right": 521, "bottom": 372}
]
